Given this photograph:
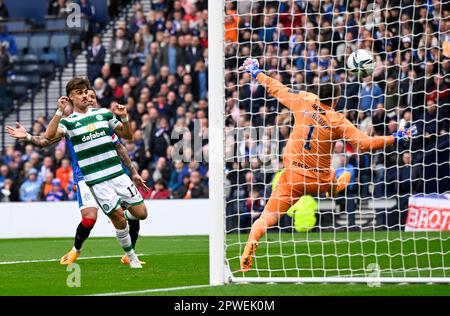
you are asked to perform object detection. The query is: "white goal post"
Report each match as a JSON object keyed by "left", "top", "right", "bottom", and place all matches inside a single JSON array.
[{"left": 209, "top": 0, "right": 450, "bottom": 285}]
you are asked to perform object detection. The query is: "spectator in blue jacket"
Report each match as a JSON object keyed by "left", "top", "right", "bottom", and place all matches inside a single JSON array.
[
  {"left": 169, "top": 160, "right": 188, "bottom": 192},
  {"left": 45, "top": 178, "right": 68, "bottom": 202},
  {"left": 19, "top": 168, "right": 42, "bottom": 202},
  {"left": 0, "top": 24, "right": 17, "bottom": 55},
  {"left": 359, "top": 76, "right": 384, "bottom": 112}
]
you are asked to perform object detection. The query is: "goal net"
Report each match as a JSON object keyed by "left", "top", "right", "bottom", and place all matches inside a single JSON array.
[{"left": 209, "top": 0, "right": 450, "bottom": 284}]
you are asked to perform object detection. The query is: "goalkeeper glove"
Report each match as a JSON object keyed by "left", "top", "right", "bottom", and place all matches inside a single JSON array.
[
  {"left": 241, "top": 58, "right": 262, "bottom": 79},
  {"left": 393, "top": 125, "right": 417, "bottom": 144}
]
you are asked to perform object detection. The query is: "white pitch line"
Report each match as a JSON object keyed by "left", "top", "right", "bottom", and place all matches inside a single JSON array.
[
  {"left": 89, "top": 284, "right": 214, "bottom": 296},
  {"left": 0, "top": 254, "right": 145, "bottom": 265}
]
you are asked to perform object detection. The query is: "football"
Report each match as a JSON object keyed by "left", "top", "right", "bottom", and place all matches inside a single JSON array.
[{"left": 346, "top": 49, "right": 375, "bottom": 78}]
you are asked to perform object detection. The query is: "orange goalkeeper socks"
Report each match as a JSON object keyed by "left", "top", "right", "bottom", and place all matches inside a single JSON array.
[{"left": 248, "top": 212, "right": 280, "bottom": 242}]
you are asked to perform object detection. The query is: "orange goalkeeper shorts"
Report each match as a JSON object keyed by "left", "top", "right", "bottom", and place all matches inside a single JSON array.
[{"left": 265, "top": 169, "right": 333, "bottom": 214}]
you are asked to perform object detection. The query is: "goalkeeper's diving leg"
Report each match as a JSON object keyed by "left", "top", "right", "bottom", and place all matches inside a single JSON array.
[{"left": 240, "top": 170, "right": 351, "bottom": 272}]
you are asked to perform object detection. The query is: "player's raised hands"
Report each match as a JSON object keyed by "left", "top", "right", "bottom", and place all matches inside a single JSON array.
[
  {"left": 5, "top": 122, "right": 27, "bottom": 140},
  {"left": 239, "top": 58, "right": 261, "bottom": 78},
  {"left": 112, "top": 103, "right": 128, "bottom": 119},
  {"left": 393, "top": 125, "right": 417, "bottom": 144},
  {"left": 57, "top": 96, "right": 71, "bottom": 112}
]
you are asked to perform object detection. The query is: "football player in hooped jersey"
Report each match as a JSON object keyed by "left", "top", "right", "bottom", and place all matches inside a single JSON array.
[
  {"left": 45, "top": 77, "right": 148, "bottom": 268},
  {"left": 5, "top": 88, "right": 149, "bottom": 267}
]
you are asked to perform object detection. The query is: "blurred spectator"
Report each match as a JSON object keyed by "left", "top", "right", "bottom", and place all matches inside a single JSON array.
[
  {"left": 148, "top": 179, "right": 170, "bottom": 199},
  {"left": 0, "top": 42, "right": 10, "bottom": 109},
  {"left": 0, "top": 178, "right": 15, "bottom": 202},
  {"left": 129, "top": 32, "right": 146, "bottom": 77},
  {"left": 37, "top": 156, "right": 55, "bottom": 183},
  {"left": 45, "top": 179, "right": 68, "bottom": 202},
  {"left": 87, "top": 35, "right": 106, "bottom": 84},
  {"left": 66, "top": 180, "right": 77, "bottom": 201},
  {"left": 138, "top": 169, "right": 152, "bottom": 198},
  {"left": 240, "top": 187, "right": 264, "bottom": 230},
  {"left": 193, "top": 59, "right": 207, "bottom": 101},
  {"left": 0, "top": 0, "right": 10, "bottom": 19},
  {"left": 174, "top": 171, "right": 208, "bottom": 199},
  {"left": 150, "top": 116, "right": 171, "bottom": 161},
  {"left": 152, "top": 157, "right": 171, "bottom": 184},
  {"left": 159, "top": 35, "right": 185, "bottom": 75},
  {"left": 384, "top": 77, "right": 400, "bottom": 111},
  {"left": 109, "top": 28, "right": 130, "bottom": 77},
  {"left": 145, "top": 42, "right": 161, "bottom": 76},
  {"left": 185, "top": 36, "right": 204, "bottom": 71},
  {"left": 19, "top": 168, "right": 42, "bottom": 202},
  {"left": 0, "top": 24, "right": 17, "bottom": 56},
  {"left": 55, "top": 158, "right": 72, "bottom": 192},
  {"left": 79, "top": 0, "right": 98, "bottom": 38},
  {"left": 359, "top": 76, "right": 383, "bottom": 112},
  {"left": 39, "top": 171, "right": 54, "bottom": 200},
  {"left": 93, "top": 78, "right": 113, "bottom": 107},
  {"left": 169, "top": 160, "right": 188, "bottom": 192},
  {"left": 48, "top": 0, "right": 68, "bottom": 16}
]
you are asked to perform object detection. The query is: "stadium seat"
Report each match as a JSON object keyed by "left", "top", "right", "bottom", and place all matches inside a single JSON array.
[
  {"left": 10, "top": 83, "right": 28, "bottom": 101},
  {"left": 29, "top": 33, "right": 50, "bottom": 55},
  {"left": 49, "top": 33, "right": 71, "bottom": 67},
  {"left": 39, "top": 52, "right": 58, "bottom": 64},
  {"left": 27, "top": 74, "right": 41, "bottom": 91},
  {"left": 13, "top": 34, "right": 29, "bottom": 55},
  {"left": 45, "top": 18, "right": 67, "bottom": 31},
  {"left": 14, "top": 63, "right": 40, "bottom": 75},
  {"left": 21, "top": 54, "right": 39, "bottom": 63},
  {"left": 1, "top": 20, "right": 29, "bottom": 33},
  {"left": 37, "top": 62, "right": 55, "bottom": 79}
]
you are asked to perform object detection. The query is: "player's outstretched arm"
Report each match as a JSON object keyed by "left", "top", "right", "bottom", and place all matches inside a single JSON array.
[
  {"left": 45, "top": 96, "right": 69, "bottom": 140},
  {"left": 337, "top": 116, "right": 417, "bottom": 152},
  {"left": 115, "top": 141, "right": 149, "bottom": 191},
  {"left": 5, "top": 122, "right": 62, "bottom": 147},
  {"left": 240, "top": 58, "right": 308, "bottom": 111},
  {"left": 111, "top": 103, "right": 133, "bottom": 140}
]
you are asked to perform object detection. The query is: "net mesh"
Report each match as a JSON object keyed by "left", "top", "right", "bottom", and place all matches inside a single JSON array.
[{"left": 223, "top": 0, "right": 450, "bottom": 280}]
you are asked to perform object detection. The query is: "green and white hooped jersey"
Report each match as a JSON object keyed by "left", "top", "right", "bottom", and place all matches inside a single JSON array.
[{"left": 59, "top": 108, "right": 125, "bottom": 186}]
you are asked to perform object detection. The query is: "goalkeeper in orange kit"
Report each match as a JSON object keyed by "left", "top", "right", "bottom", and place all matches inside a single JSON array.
[{"left": 239, "top": 58, "right": 417, "bottom": 272}]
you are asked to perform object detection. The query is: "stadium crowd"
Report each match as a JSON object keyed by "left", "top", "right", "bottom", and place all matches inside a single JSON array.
[{"left": 0, "top": 0, "right": 210, "bottom": 202}]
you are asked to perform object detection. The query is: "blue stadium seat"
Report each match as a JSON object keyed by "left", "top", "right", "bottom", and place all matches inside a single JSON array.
[
  {"left": 37, "top": 62, "right": 55, "bottom": 79},
  {"left": 29, "top": 33, "right": 50, "bottom": 54},
  {"left": 27, "top": 74, "right": 41, "bottom": 90},
  {"left": 21, "top": 54, "right": 39, "bottom": 63},
  {"left": 49, "top": 33, "right": 70, "bottom": 49},
  {"left": 1, "top": 20, "right": 29, "bottom": 33},
  {"left": 10, "top": 84, "right": 28, "bottom": 101},
  {"left": 13, "top": 63, "right": 37, "bottom": 76},
  {"left": 13, "top": 34, "right": 29, "bottom": 55},
  {"left": 49, "top": 33, "right": 71, "bottom": 67},
  {"left": 45, "top": 18, "right": 67, "bottom": 30},
  {"left": 39, "top": 52, "right": 58, "bottom": 64}
]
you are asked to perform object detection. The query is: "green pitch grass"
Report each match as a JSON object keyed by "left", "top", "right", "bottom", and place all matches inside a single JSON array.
[{"left": 0, "top": 232, "right": 449, "bottom": 296}]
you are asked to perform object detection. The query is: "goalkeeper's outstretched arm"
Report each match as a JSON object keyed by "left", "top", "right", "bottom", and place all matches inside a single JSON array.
[
  {"left": 336, "top": 115, "right": 416, "bottom": 152},
  {"left": 255, "top": 72, "right": 313, "bottom": 111},
  {"left": 241, "top": 58, "right": 311, "bottom": 111}
]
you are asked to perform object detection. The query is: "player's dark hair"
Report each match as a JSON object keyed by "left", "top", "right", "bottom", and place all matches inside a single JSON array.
[
  {"left": 66, "top": 77, "right": 91, "bottom": 96},
  {"left": 317, "top": 81, "right": 340, "bottom": 107}
]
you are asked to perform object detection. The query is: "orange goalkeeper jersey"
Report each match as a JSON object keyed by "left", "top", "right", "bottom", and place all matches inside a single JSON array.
[{"left": 256, "top": 73, "right": 395, "bottom": 183}]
